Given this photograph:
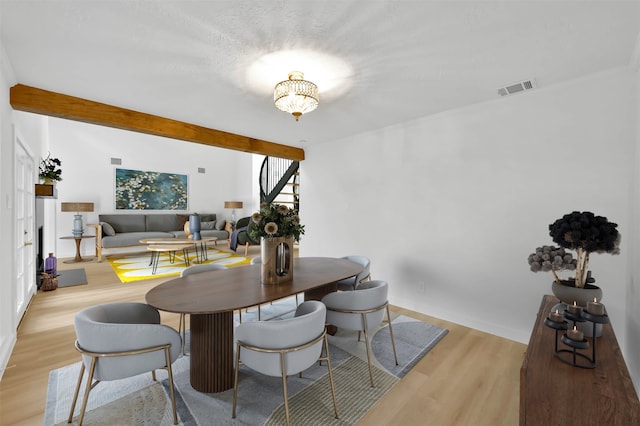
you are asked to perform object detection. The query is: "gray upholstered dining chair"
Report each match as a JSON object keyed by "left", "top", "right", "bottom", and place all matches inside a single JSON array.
[
  {"left": 232, "top": 301, "right": 339, "bottom": 426},
  {"left": 68, "top": 302, "right": 182, "bottom": 426},
  {"left": 179, "top": 262, "right": 227, "bottom": 353},
  {"left": 322, "top": 280, "right": 398, "bottom": 387},
  {"left": 336, "top": 255, "right": 371, "bottom": 291}
]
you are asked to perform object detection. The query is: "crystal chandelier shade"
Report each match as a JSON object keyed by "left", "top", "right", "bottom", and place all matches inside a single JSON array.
[{"left": 274, "top": 71, "right": 319, "bottom": 121}]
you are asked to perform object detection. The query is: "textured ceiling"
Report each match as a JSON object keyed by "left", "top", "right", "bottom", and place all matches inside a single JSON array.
[{"left": 1, "top": 1, "right": 639, "bottom": 148}]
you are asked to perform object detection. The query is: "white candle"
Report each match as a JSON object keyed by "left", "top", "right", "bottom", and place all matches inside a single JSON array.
[{"left": 587, "top": 297, "right": 605, "bottom": 316}]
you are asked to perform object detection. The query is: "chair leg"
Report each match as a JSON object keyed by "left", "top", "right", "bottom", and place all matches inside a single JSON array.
[
  {"left": 245, "top": 243, "right": 249, "bottom": 257},
  {"left": 232, "top": 342, "right": 241, "bottom": 419},
  {"left": 386, "top": 305, "right": 399, "bottom": 365},
  {"left": 164, "top": 347, "right": 179, "bottom": 425},
  {"left": 280, "top": 352, "right": 291, "bottom": 426},
  {"left": 67, "top": 362, "right": 85, "bottom": 423},
  {"left": 179, "top": 313, "right": 188, "bottom": 355},
  {"left": 323, "top": 334, "right": 340, "bottom": 419},
  {"left": 361, "top": 313, "right": 375, "bottom": 387},
  {"left": 76, "top": 356, "right": 98, "bottom": 426}
]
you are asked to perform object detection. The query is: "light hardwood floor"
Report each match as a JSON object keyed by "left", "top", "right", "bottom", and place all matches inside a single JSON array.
[{"left": 0, "top": 248, "right": 526, "bottom": 426}]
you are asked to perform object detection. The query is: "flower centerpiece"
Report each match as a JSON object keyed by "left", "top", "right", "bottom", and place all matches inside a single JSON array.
[
  {"left": 39, "top": 153, "right": 62, "bottom": 183},
  {"left": 527, "top": 211, "right": 620, "bottom": 306},
  {"left": 249, "top": 203, "right": 304, "bottom": 285},
  {"left": 249, "top": 202, "right": 305, "bottom": 242}
]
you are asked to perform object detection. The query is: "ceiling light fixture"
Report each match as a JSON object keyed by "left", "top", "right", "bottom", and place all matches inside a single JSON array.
[{"left": 274, "top": 71, "right": 319, "bottom": 122}]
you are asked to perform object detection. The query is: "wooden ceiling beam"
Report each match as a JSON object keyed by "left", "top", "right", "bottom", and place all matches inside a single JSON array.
[{"left": 10, "top": 84, "right": 305, "bottom": 161}]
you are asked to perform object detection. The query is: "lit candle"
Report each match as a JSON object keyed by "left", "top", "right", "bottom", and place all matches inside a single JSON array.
[
  {"left": 566, "top": 301, "right": 583, "bottom": 315},
  {"left": 587, "top": 297, "right": 605, "bottom": 316},
  {"left": 549, "top": 309, "right": 564, "bottom": 323},
  {"left": 567, "top": 326, "right": 584, "bottom": 341}
]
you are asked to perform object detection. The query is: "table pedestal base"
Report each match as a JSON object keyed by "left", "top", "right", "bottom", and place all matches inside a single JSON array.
[{"left": 190, "top": 312, "right": 234, "bottom": 393}]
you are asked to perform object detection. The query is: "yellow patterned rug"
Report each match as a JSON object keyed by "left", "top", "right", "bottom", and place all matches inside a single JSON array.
[{"left": 107, "top": 246, "right": 250, "bottom": 283}]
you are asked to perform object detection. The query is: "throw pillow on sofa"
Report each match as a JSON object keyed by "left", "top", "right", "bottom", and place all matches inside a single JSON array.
[
  {"left": 201, "top": 221, "right": 216, "bottom": 230},
  {"left": 215, "top": 219, "right": 226, "bottom": 230},
  {"left": 101, "top": 222, "right": 116, "bottom": 236}
]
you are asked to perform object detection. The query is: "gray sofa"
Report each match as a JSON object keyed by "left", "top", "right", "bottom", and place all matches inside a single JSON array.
[{"left": 90, "top": 213, "right": 228, "bottom": 261}]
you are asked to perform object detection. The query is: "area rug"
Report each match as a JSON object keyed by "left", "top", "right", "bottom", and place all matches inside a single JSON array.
[
  {"left": 56, "top": 269, "right": 88, "bottom": 288},
  {"left": 45, "top": 316, "right": 448, "bottom": 425},
  {"left": 107, "top": 247, "right": 250, "bottom": 283}
]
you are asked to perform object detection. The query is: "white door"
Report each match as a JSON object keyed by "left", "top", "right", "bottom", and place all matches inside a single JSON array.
[{"left": 15, "top": 136, "right": 35, "bottom": 322}]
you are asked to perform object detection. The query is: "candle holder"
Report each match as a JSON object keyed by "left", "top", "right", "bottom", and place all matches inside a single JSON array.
[{"left": 545, "top": 308, "right": 610, "bottom": 369}]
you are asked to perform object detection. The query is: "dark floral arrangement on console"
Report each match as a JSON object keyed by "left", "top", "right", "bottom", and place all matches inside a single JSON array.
[
  {"left": 528, "top": 211, "right": 620, "bottom": 287},
  {"left": 39, "top": 153, "right": 62, "bottom": 182},
  {"left": 249, "top": 202, "right": 305, "bottom": 241}
]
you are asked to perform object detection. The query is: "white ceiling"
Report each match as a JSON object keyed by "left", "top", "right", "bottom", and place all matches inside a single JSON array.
[{"left": 1, "top": 1, "right": 639, "bottom": 148}]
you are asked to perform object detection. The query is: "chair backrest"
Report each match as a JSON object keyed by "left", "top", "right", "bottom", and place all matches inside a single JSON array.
[
  {"left": 250, "top": 256, "right": 261, "bottom": 265},
  {"left": 236, "top": 301, "right": 326, "bottom": 377},
  {"left": 74, "top": 302, "right": 182, "bottom": 381},
  {"left": 236, "top": 216, "right": 251, "bottom": 228},
  {"left": 322, "top": 280, "right": 388, "bottom": 331},
  {"left": 338, "top": 255, "right": 371, "bottom": 289},
  {"left": 180, "top": 262, "right": 227, "bottom": 277}
]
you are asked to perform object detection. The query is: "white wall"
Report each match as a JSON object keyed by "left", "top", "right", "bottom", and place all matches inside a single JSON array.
[
  {"left": 46, "top": 118, "right": 255, "bottom": 258},
  {"left": 301, "top": 68, "right": 635, "bottom": 350},
  {"left": 0, "top": 35, "right": 16, "bottom": 382},
  {"left": 627, "top": 62, "right": 640, "bottom": 394}
]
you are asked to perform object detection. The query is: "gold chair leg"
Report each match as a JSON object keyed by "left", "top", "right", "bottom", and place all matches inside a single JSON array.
[
  {"left": 386, "top": 305, "right": 399, "bottom": 365},
  {"left": 76, "top": 357, "right": 98, "bottom": 426},
  {"left": 361, "top": 313, "right": 375, "bottom": 387},
  {"left": 245, "top": 243, "right": 249, "bottom": 257},
  {"left": 239, "top": 309, "right": 242, "bottom": 323},
  {"left": 164, "top": 347, "right": 178, "bottom": 425},
  {"left": 280, "top": 352, "right": 291, "bottom": 426},
  {"left": 232, "top": 342, "right": 241, "bottom": 418},
  {"left": 324, "top": 334, "right": 340, "bottom": 419},
  {"left": 67, "top": 362, "right": 85, "bottom": 423},
  {"left": 179, "top": 313, "right": 187, "bottom": 355}
]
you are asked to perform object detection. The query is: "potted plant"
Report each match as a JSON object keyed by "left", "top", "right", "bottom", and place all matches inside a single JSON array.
[
  {"left": 527, "top": 211, "right": 620, "bottom": 306},
  {"left": 249, "top": 203, "right": 304, "bottom": 285},
  {"left": 39, "top": 153, "right": 62, "bottom": 183}
]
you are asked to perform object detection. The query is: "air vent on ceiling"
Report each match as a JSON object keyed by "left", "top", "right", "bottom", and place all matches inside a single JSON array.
[{"left": 497, "top": 79, "right": 537, "bottom": 97}]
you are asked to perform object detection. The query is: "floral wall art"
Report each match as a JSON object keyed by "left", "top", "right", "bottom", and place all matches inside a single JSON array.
[{"left": 115, "top": 168, "right": 188, "bottom": 210}]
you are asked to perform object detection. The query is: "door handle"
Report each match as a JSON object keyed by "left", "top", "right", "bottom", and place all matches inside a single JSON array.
[{"left": 24, "top": 242, "right": 33, "bottom": 246}]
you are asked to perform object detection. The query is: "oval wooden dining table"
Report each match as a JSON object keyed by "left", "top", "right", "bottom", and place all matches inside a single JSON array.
[{"left": 145, "top": 256, "right": 363, "bottom": 393}]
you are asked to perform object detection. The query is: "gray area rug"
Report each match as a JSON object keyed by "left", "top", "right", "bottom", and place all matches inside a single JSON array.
[
  {"left": 57, "top": 269, "right": 87, "bottom": 288},
  {"left": 45, "top": 314, "right": 448, "bottom": 425}
]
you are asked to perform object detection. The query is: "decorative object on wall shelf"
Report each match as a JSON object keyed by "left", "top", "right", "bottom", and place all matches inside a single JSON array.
[
  {"left": 39, "top": 152, "right": 62, "bottom": 183},
  {"left": 224, "top": 201, "right": 243, "bottom": 223},
  {"left": 115, "top": 168, "right": 188, "bottom": 210},
  {"left": 61, "top": 202, "right": 94, "bottom": 237},
  {"left": 249, "top": 202, "right": 304, "bottom": 285}
]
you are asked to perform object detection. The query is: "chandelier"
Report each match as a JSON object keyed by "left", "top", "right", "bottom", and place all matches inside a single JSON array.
[{"left": 274, "top": 71, "right": 319, "bottom": 121}]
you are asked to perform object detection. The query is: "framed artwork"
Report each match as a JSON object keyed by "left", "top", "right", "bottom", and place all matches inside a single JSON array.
[{"left": 115, "top": 168, "right": 188, "bottom": 210}]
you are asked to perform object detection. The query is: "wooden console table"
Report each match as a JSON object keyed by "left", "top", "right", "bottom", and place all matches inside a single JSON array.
[{"left": 520, "top": 295, "right": 640, "bottom": 425}]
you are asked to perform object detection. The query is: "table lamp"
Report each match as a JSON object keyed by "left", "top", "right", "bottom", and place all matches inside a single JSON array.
[
  {"left": 224, "top": 201, "right": 243, "bottom": 223},
  {"left": 61, "top": 202, "right": 94, "bottom": 237}
]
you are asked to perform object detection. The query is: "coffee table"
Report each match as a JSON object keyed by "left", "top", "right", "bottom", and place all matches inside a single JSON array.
[
  {"left": 139, "top": 237, "right": 219, "bottom": 264},
  {"left": 146, "top": 244, "right": 193, "bottom": 275},
  {"left": 145, "top": 257, "right": 363, "bottom": 393}
]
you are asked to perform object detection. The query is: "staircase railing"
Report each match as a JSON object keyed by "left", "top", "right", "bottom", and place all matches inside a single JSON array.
[{"left": 259, "top": 157, "right": 300, "bottom": 211}]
